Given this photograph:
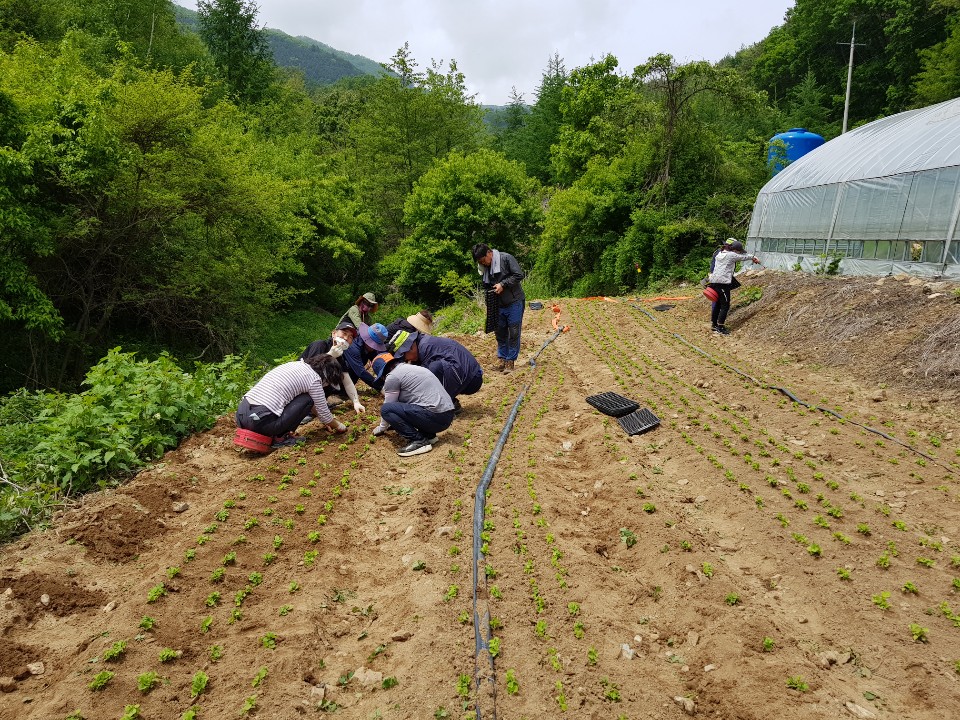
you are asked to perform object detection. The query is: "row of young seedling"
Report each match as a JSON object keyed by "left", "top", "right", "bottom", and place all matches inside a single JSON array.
[
  {"left": 64, "top": 406, "right": 380, "bottom": 719},
  {"left": 572, "top": 301, "right": 960, "bottom": 660}
]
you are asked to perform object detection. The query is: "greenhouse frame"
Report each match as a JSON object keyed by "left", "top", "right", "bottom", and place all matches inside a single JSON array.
[{"left": 746, "top": 97, "right": 960, "bottom": 279}]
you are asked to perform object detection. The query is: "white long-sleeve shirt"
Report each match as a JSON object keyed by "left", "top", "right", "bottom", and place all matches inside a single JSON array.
[
  {"left": 708, "top": 250, "right": 753, "bottom": 284},
  {"left": 244, "top": 360, "right": 333, "bottom": 424}
]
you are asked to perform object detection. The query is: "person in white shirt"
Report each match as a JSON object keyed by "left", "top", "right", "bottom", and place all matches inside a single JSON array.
[
  {"left": 236, "top": 355, "right": 348, "bottom": 446},
  {"left": 706, "top": 240, "right": 760, "bottom": 335}
]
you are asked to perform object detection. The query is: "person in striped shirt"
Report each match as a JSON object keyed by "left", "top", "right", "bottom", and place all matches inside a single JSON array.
[{"left": 236, "top": 355, "right": 348, "bottom": 445}]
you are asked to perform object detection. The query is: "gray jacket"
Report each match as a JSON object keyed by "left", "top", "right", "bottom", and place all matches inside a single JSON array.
[{"left": 483, "top": 251, "right": 525, "bottom": 306}]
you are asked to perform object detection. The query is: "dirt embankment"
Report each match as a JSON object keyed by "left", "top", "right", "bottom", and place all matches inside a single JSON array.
[{"left": 1, "top": 271, "right": 958, "bottom": 720}]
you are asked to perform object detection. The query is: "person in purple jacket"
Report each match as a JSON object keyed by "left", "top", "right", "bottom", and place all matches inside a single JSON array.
[{"left": 389, "top": 330, "right": 482, "bottom": 414}]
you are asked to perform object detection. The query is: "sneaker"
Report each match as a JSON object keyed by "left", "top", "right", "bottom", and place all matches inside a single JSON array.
[
  {"left": 424, "top": 435, "right": 438, "bottom": 445},
  {"left": 494, "top": 358, "right": 506, "bottom": 371},
  {"left": 271, "top": 434, "right": 304, "bottom": 449},
  {"left": 397, "top": 438, "right": 433, "bottom": 457},
  {"left": 502, "top": 360, "right": 515, "bottom": 373},
  {"left": 712, "top": 325, "right": 730, "bottom": 335}
]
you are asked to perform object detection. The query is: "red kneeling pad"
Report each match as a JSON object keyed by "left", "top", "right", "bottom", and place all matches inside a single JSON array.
[
  {"left": 234, "top": 428, "right": 272, "bottom": 453},
  {"left": 702, "top": 286, "right": 719, "bottom": 302}
]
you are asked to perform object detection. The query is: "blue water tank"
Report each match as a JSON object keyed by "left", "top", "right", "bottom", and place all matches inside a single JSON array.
[{"left": 767, "top": 128, "right": 825, "bottom": 175}]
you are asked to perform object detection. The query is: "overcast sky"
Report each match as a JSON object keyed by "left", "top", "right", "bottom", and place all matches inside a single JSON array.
[{"left": 180, "top": 1, "right": 795, "bottom": 105}]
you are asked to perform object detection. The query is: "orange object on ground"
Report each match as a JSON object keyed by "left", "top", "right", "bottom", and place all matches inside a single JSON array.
[{"left": 642, "top": 296, "right": 695, "bottom": 301}]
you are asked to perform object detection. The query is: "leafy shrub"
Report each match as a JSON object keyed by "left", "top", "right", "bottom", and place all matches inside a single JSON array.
[{"left": 0, "top": 350, "right": 255, "bottom": 540}]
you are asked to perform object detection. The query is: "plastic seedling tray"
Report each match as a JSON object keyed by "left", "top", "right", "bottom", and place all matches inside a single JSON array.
[
  {"left": 616, "top": 408, "right": 661, "bottom": 436},
  {"left": 585, "top": 392, "right": 640, "bottom": 417}
]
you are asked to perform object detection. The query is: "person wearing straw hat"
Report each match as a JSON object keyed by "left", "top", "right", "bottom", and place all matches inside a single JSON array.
[
  {"left": 386, "top": 309, "right": 434, "bottom": 338},
  {"left": 706, "top": 240, "right": 760, "bottom": 335},
  {"left": 389, "top": 330, "right": 482, "bottom": 414},
  {"left": 370, "top": 352, "right": 456, "bottom": 457},
  {"left": 339, "top": 292, "right": 379, "bottom": 328},
  {"left": 472, "top": 243, "right": 524, "bottom": 372},
  {"left": 236, "top": 354, "right": 348, "bottom": 448},
  {"left": 342, "top": 322, "right": 390, "bottom": 390}
]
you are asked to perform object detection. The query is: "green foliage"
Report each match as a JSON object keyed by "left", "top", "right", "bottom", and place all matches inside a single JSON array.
[
  {"left": 191, "top": 670, "right": 210, "bottom": 698},
  {"left": 387, "top": 148, "right": 543, "bottom": 304},
  {"left": 0, "top": 350, "right": 253, "bottom": 541},
  {"left": 197, "top": 0, "right": 275, "bottom": 103},
  {"left": 347, "top": 43, "right": 485, "bottom": 243}
]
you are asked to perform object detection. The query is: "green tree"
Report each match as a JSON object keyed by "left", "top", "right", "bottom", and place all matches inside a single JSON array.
[
  {"left": 385, "top": 149, "right": 542, "bottom": 304},
  {"left": 912, "top": 2, "right": 960, "bottom": 105},
  {"left": 347, "top": 43, "right": 484, "bottom": 243},
  {"left": 0, "top": 36, "right": 305, "bottom": 387},
  {"left": 197, "top": 0, "right": 274, "bottom": 103}
]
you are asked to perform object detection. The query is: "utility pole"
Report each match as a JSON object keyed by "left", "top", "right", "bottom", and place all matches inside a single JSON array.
[{"left": 839, "top": 21, "right": 866, "bottom": 134}]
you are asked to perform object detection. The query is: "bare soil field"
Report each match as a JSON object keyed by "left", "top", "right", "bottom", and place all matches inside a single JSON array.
[{"left": 2, "top": 270, "right": 959, "bottom": 720}]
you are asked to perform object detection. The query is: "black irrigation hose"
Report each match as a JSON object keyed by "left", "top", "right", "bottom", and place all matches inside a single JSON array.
[
  {"left": 626, "top": 303, "right": 955, "bottom": 473},
  {"left": 471, "top": 326, "right": 566, "bottom": 720},
  {"left": 668, "top": 329, "right": 955, "bottom": 475}
]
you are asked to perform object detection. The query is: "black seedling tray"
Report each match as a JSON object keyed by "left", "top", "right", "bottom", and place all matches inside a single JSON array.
[
  {"left": 585, "top": 392, "right": 640, "bottom": 417},
  {"left": 616, "top": 408, "right": 661, "bottom": 436}
]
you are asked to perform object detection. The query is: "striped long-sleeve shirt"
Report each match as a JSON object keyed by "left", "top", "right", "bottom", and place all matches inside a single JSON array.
[{"left": 244, "top": 360, "right": 333, "bottom": 424}]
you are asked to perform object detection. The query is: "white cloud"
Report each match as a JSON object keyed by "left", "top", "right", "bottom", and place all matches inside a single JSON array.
[{"left": 181, "top": 1, "right": 794, "bottom": 104}]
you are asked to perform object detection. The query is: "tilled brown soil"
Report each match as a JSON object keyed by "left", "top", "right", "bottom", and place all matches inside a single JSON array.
[{"left": 1, "top": 271, "right": 959, "bottom": 720}]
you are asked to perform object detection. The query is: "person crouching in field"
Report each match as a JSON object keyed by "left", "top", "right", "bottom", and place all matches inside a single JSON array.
[
  {"left": 299, "top": 321, "right": 366, "bottom": 416},
  {"left": 390, "top": 330, "right": 482, "bottom": 415},
  {"left": 370, "top": 353, "right": 456, "bottom": 457},
  {"left": 706, "top": 240, "right": 760, "bottom": 335},
  {"left": 236, "top": 355, "right": 348, "bottom": 448}
]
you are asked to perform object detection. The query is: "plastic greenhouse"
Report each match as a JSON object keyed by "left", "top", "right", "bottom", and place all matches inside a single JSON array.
[{"left": 746, "top": 97, "right": 960, "bottom": 279}]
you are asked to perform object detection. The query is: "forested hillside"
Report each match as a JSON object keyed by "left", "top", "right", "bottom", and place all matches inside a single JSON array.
[
  {"left": 172, "top": 3, "right": 386, "bottom": 85},
  {"left": 2, "top": 0, "right": 960, "bottom": 538}
]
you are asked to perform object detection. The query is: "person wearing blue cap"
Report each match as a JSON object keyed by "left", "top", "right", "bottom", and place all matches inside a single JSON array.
[
  {"left": 389, "top": 329, "right": 482, "bottom": 414},
  {"left": 370, "top": 352, "right": 456, "bottom": 457},
  {"left": 341, "top": 322, "right": 391, "bottom": 390}
]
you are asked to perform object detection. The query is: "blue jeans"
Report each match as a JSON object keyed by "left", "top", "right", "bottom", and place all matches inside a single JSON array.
[
  {"left": 381, "top": 403, "right": 455, "bottom": 441},
  {"left": 495, "top": 299, "right": 524, "bottom": 361}
]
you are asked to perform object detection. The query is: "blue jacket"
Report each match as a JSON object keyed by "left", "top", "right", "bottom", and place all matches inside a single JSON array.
[
  {"left": 343, "top": 335, "right": 383, "bottom": 390},
  {"left": 416, "top": 335, "right": 483, "bottom": 397}
]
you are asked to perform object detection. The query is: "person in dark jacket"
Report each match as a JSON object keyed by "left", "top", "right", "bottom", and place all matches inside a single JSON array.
[
  {"left": 299, "top": 321, "right": 365, "bottom": 414},
  {"left": 341, "top": 322, "right": 390, "bottom": 390},
  {"left": 386, "top": 310, "right": 434, "bottom": 338},
  {"left": 472, "top": 243, "right": 525, "bottom": 372},
  {"left": 390, "top": 330, "right": 482, "bottom": 413}
]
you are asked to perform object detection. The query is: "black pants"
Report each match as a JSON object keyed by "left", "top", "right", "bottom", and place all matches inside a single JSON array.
[
  {"left": 236, "top": 395, "right": 313, "bottom": 438},
  {"left": 709, "top": 283, "right": 734, "bottom": 327}
]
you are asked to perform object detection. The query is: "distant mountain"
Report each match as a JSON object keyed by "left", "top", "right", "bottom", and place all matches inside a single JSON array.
[{"left": 172, "top": 3, "right": 386, "bottom": 86}]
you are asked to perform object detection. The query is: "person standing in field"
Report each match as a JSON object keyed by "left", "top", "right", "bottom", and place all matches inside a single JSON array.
[
  {"left": 472, "top": 242, "right": 525, "bottom": 372},
  {"left": 707, "top": 240, "right": 760, "bottom": 335}
]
